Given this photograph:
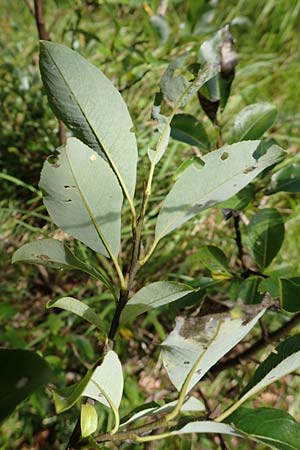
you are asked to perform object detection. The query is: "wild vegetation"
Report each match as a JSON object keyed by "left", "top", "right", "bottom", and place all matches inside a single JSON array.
[{"left": 1, "top": 1, "right": 300, "bottom": 449}]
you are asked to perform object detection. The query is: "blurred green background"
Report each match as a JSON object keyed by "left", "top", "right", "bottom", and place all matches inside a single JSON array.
[{"left": 1, "top": 1, "right": 300, "bottom": 449}]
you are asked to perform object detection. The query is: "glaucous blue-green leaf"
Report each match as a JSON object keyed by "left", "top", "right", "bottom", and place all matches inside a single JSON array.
[
  {"left": 267, "top": 163, "right": 300, "bottom": 194},
  {"left": 237, "top": 277, "right": 263, "bottom": 304},
  {"left": 47, "top": 297, "right": 106, "bottom": 334},
  {"left": 161, "top": 304, "right": 267, "bottom": 392},
  {"left": 247, "top": 208, "right": 285, "bottom": 270},
  {"left": 197, "top": 245, "right": 231, "bottom": 276},
  {"left": 230, "top": 407, "right": 300, "bottom": 450},
  {"left": 39, "top": 41, "right": 137, "bottom": 199},
  {"left": 81, "top": 403, "right": 98, "bottom": 438},
  {"left": 40, "top": 138, "right": 123, "bottom": 258},
  {"left": 0, "top": 349, "right": 52, "bottom": 422},
  {"left": 120, "top": 282, "right": 195, "bottom": 324},
  {"left": 82, "top": 351, "right": 123, "bottom": 410},
  {"left": 156, "top": 141, "right": 283, "bottom": 240},
  {"left": 121, "top": 396, "right": 205, "bottom": 429},
  {"left": 12, "top": 238, "right": 112, "bottom": 290},
  {"left": 239, "top": 334, "right": 300, "bottom": 404},
  {"left": 170, "top": 114, "right": 210, "bottom": 151},
  {"left": 160, "top": 54, "right": 190, "bottom": 104},
  {"left": 279, "top": 277, "right": 300, "bottom": 312},
  {"left": 233, "top": 103, "right": 277, "bottom": 142}
]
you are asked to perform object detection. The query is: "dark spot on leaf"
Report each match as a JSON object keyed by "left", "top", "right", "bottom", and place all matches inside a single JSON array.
[
  {"left": 243, "top": 166, "right": 256, "bottom": 174},
  {"left": 184, "top": 361, "right": 190, "bottom": 365},
  {"left": 221, "top": 152, "right": 229, "bottom": 160},
  {"left": 196, "top": 369, "right": 202, "bottom": 374},
  {"left": 63, "top": 199, "right": 72, "bottom": 203},
  {"left": 39, "top": 255, "right": 50, "bottom": 260},
  {"left": 64, "top": 185, "right": 70, "bottom": 188}
]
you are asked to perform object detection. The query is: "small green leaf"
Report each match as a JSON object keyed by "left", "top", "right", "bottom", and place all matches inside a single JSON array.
[
  {"left": 170, "top": 114, "right": 210, "bottom": 151},
  {"left": 239, "top": 334, "right": 300, "bottom": 404},
  {"left": 237, "top": 277, "right": 263, "bottom": 304},
  {"left": 279, "top": 277, "right": 300, "bottom": 312},
  {"left": 259, "top": 276, "right": 280, "bottom": 298},
  {"left": 81, "top": 403, "right": 98, "bottom": 438},
  {"left": 267, "top": 163, "right": 300, "bottom": 194},
  {"left": 40, "top": 138, "right": 123, "bottom": 258},
  {"left": 247, "top": 208, "right": 285, "bottom": 270},
  {"left": 161, "top": 304, "right": 267, "bottom": 392},
  {"left": 47, "top": 297, "right": 106, "bottom": 334},
  {"left": 39, "top": 41, "right": 137, "bottom": 199},
  {"left": 233, "top": 103, "right": 277, "bottom": 142},
  {"left": 150, "top": 14, "right": 170, "bottom": 45},
  {"left": 230, "top": 407, "right": 300, "bottom": 450},
  {"left": 197, "top": 245, "right": 230, "bottom": 275},
  {"left": 155, "top": 141, "right": 283, "bottom": 240},
  {"left": 160, "top": 54, "right": 190, "bottom": 104},
  {"left": 12, "top": 238, "right": 112, "bottom": 290},
  {"left": 53, "top": 367, "right": 94, "bottom": 413},
  {"left": 0, "top": 349, "right": 52, "bottom": 422},
  {"left": 120, "top": 282, "right": 195, "bottom": 324}
]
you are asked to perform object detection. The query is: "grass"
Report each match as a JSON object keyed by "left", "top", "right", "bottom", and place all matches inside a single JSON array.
[{"left": 1, "top": 0, "right": 300, "bottom": 449}]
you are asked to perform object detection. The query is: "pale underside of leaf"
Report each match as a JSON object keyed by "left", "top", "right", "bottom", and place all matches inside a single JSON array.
[
  {"left": 40, "top": 138, "right": 123, "bottom": 258},
  {"left": 161, "top": 305, "right": 267, "bottom": 392},
  {"left": 155, "top": 141, "right": 283, "bottom": 240},
  {"left": 40, "top": 41, "right": 137, "bottom": 199},
  {"left": 82, "top": 351, "right": 123, "bottom": 410}
]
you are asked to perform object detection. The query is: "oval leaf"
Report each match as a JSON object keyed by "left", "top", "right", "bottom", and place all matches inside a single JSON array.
[
  {"left": 197, "top": 245, "right": 230, "bottom": 275},
  {"left": 0, "top": 349, "right": 52, "bottom": 422},
  {"left": 47, "top": 297, "right": 106, "bottom": 334},
  {"left": 120, "top": 281, "right": 195, "bottom": 324},
  {"left": 170, "top": 114, "right": 210, "bottom": 150},
  {"left": 40, "top": 41, "right": 137, "bottom": 199},
  {"left": 239, "top": 334, "right": 300, "bottom": 404},
  {"left": 12, "top": 238, "right": 112, "bottom": 289},
  {"left": 230, "top": 407, "right": 300, "bottom": 450},
  {"left": 155, "top": 141, "right": 283, "bottom": 240},
  {"left": 161, "top": 304, "right": 267, "bottom": 392},
  {"left": 279, "top": 277, "right": 300, "bottom": 313},
  {"left": 82, "top": 351, "right": 123, "bottom": 410},
  {"left": 81, "top": 403, "right": 98, "bottom": 438},
  {"left": 267, "top": 163, "right": 300, "bottom": 194},
  {"left": 233, "top": 102, "right": 277, "bottom": 142},
  {"left": 247, "top": 208, "right": 285, "bottom": 270},
  {"left": 40, "top": 138, "right": 123, "bottom": 258},
  {"left": 172, "top": 421, "right": 239, "bottom": 437},
  {"left": 237, "top": 277, "right": 263, "bottom": 304}
]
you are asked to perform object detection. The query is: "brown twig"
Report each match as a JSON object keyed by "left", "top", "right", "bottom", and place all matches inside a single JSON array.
[{"left": 32, "top": 0, "right": 66, "bottom": 145}]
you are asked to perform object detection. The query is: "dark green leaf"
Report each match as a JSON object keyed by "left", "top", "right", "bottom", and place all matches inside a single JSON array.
[
  {"left": 233, "top": 103, "right": 277, "bottom": 142},
  {"left": 197, "top": 245, "right": 230, "bottom": 275},
  {"left": 247, "top": 208, "right": 285, "bottom": 270},
  {"left": 12, "top": 238, "right": 112, "bottom": 290},
  {"left": 279, "top": 277, "right": 300, "bottom": 312},
  {"left": 0, "top": 350, "right": 52, "bottom": 422},
  {"left": 120, "top": 282, "right": 195, "bottom": 324},
  {"left": 156, "top": 142, "right": 283, "bottom": 240},
  {"left": 230, "top": 407, "right": 300, "bottom": 450},
  {"left": 39, "top": 41, "right": 137, "bottom": 199},
  {"left": 40, "top": 138, "right": 123, "bottom": 258},
  {"left": 259, "top": 276, "right": 280, "bottom": 298},
  {"left": 267, "top": 164, "right": 300, "bottom": 194},
  {"left": 170, "top": 114, "right": 210, "bottom": 150},
  {"left": 237, "top": 277, "right": 263, "bottom": 304}
]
